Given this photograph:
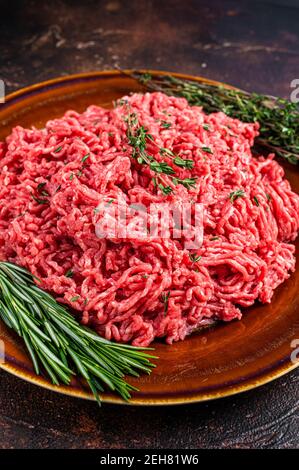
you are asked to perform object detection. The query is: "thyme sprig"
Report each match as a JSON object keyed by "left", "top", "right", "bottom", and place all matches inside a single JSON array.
[
  {"left": 124, "top": 112, "right": 196, "bottom": 194},
  {"left": 129, "top": 71, "right": 299, "bottom": 165},
  {"left": 0, "top": 262, "right": 156, "bottom": 405},
  {"left": 160, "top": 147, "right": 194, "bottom": 169}
]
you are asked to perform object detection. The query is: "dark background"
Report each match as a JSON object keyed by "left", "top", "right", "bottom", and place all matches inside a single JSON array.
[{"left": 0, "top": 0, "right": 298, "bottom": 449}]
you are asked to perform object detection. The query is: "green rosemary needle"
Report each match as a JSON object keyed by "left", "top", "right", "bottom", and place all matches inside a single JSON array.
[{"left": 0, "top": 262, "right": 157, "bottom": 405}]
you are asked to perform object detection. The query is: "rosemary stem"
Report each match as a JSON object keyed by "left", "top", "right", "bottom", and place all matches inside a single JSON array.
[{"left": 0, "top": 262, "right": 157, "bottom": 405}]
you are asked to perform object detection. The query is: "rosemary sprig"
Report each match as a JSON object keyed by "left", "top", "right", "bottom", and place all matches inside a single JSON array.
[
  {"left": 130, "top": 71, "right": 299, "bottom": 164},
  {"left": 0, "top": 262, "right": 156, "bottom": 405},
  {"left": 124, "top": 112, "right": 196, "bottom": 194}
]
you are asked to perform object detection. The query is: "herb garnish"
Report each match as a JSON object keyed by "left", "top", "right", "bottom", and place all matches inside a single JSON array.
[
  {"left": 37, "top": 182, "right": 49, "bottom": 197},
  {"left": 160, "top": 148, "right": 194, "bottom": 170},
  {"left": 253, "top": 196, "right": 259, "bottom": 206},
  {"left": 124, "top": 112, "right": 196, "bottom": 194},
  {"left": 158, "top": 183, "right": 172, "bottom": 195},
  {"left": 0, "top": 262, "right": 156, "bottom": 405},
  {"left": 70, "top": 295, "right": 80, "bottom": 302},
  {"left": 82, "top": 153, "right": 90, "bottom": 163},
  {"left": 161, "top": 291, "right": 170, "bottom": 315},
  {"left": 117, "top": 98, "right": 129, "bottom": 106},
  {"left": 130, "top": 71, "right": 299, "bottom": 165},
  {"left": 189, "top": 254, "right": 202, "bottom": 263},
  {"left": 65, "top": 270, "right": 73, "bottom": 278},
  {"left": 229, "top": 189, "right": 245, "bottom": 203},
  {"left": 201, "top": 146, "right": 213, "bottom": 154},
  {"left": 139, "top": 73, "right": 152, "bottom": 84},
  {"left": 54, "top": 146, "right": 62, "bottom": 153},
  {"left": 161, "top": 121, "right": 172, "bottom": 129},
  {"left": 31, "top": 193, "right": 48, "bottom": 205},
  {"left": 37, "top": 182, "right": 47, "bottom": 191},
  {"left": 172, "top": 177, "right": 197, "bottom": 190}
]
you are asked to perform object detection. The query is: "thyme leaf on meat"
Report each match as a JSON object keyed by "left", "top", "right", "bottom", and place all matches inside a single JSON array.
[
  {"left": 124, "top": 112, "right": 196, "bottom": 194},
  {"left": 189, "top": 253, "right": 202, "bottom": 263},
  {"left": 161, "top": 291, "right": 171, "bottom": 316},
  {"left": 229, "top": 189, "right": 245, "bottom": 203}
]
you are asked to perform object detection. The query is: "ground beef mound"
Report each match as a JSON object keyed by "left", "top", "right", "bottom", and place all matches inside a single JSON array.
[{"left": 0, "top": 92, "right": 298, "bottom": 346}]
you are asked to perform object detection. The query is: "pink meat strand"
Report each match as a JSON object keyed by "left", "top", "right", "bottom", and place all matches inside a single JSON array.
[{"left": 0, "top": 92, "right": 298, "bottom": 346}]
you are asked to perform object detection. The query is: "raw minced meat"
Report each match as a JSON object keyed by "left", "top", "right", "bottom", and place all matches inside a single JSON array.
[{"left": 0, "top": 92, "right": 298, "bottom": 346}]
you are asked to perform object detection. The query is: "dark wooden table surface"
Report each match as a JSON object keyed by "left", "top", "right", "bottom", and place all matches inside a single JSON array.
[{"left": 0, "top": 0, "right": 298, "bottom": 449}]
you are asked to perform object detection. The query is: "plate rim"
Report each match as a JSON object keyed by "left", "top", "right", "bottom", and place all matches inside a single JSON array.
[
  {"left": 1, "top": 354, "right": 298, "bottom": 406},
  {"left": 0, "top": 69, "right": 298, "bottom": 406}
]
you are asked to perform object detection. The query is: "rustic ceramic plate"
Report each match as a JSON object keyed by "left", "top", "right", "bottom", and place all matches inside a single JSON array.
[{"left": 0, "top": 70, "right": 298, "bottom": 405}]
